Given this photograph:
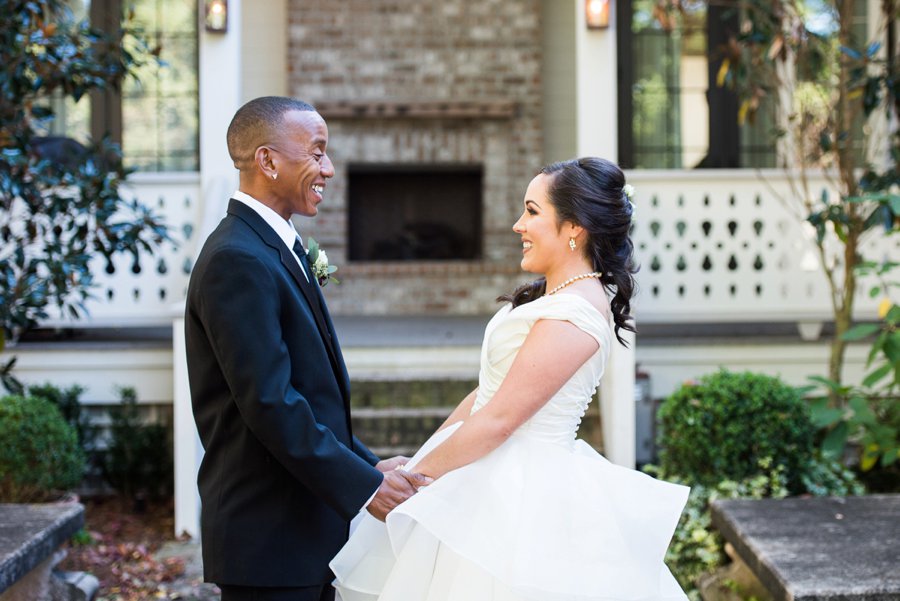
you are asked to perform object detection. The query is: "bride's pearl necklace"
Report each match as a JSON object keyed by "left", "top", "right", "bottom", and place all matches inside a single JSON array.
[{"left": 546, "top": 272, "right": 603, "bottom": 296}]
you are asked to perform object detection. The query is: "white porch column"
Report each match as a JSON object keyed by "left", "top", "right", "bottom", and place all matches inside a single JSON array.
[
  {"left": 173, "top": 314, "right": 202, "bottom": 539},
  {"left": 574, "top": 0, "right": 618, "bottom": 161},
  {"left": 574, "top": 1, "right": 636, "bottom": 467},
  {"left": 174, "top": 0, "right": 243, "bottom": 539},
  {"left": 599, "top": 329, "right": 636, "bottom": 467}
]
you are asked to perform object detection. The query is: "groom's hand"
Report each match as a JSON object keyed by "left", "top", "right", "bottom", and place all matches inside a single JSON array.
[
  {"left": 375, "top": 456, "right": 410, "bottom": 472},
  {"left": 367, "top": 470, "right": 433, "bottom": 522}
]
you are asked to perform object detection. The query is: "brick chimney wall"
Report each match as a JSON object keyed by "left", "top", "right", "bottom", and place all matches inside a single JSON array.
[{"left": 287, "top": 0, "right": 543, "bottom": 315}]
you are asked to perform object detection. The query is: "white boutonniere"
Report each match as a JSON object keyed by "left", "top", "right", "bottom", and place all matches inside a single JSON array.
[{"left": 306, "top": 237, "right": 339, "bottom": 286}]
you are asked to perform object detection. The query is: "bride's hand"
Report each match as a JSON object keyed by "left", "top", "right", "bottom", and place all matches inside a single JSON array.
[{"left": 376, "top": 455, "right": 411, "bottom": 472}]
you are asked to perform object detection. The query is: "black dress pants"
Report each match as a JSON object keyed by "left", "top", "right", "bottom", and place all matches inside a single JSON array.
[{"left": 218, "top": 583, "right": 335, "bottom": 601}]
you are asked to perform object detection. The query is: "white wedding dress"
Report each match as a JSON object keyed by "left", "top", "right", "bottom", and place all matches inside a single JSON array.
[{"left": 331, "top": 294, "right": 690, "bottom": 601}]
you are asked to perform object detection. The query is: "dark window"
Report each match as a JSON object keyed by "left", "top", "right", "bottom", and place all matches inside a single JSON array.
[
  {"left": 348, "top": 166, "right": 483, "bottom": 262},
  {"left": 46, "top": 0, "right": 199, "bottom": 172},
  {"left": 616, "top": 0, "right": 867, "bottom": 170}
]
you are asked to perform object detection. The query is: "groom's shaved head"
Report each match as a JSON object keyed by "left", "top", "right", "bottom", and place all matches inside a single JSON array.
[{"left": 227, "top": 96, "right": 317, "bottom": 170}]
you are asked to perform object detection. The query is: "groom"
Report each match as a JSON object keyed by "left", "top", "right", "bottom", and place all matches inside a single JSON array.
[{"left": 185, "top": 96, "right": 428, "bottom": 601}]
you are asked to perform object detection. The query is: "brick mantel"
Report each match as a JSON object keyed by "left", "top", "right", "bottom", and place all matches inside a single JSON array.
[{"left": 314, "top": 100, "right": 518, "bottom": 120}]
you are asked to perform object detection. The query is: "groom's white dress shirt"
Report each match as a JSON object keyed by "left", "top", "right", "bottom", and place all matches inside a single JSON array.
[{"left": 232, "top": 190, "right": 309, "bottom": 282}]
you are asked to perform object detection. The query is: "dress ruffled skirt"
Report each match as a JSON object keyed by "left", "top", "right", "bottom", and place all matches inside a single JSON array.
[{"left": 331, "top": 423, "right": 690, "bottom": 601}]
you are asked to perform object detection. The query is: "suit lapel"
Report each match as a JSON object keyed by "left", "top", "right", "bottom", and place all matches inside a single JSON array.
[
  {"left": 318, "top": 294, "right": 352, "bottom": 403},
  {"left": 226, "top": 200, "right": 347, "bottom": 400}
]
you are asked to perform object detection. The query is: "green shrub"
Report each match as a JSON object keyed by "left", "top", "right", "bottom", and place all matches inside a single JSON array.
[
  {"left": 103, "top": 387, "right": 172, "bottom": 503},
  {"left": 0, "top": 394, "right": 85, "bottom": 502},
  {"left": 645, "top": 461, "right": 790, "bottom": 600},
  {"left": 658, "top": 370, "right": 815, "bottom": 493},
  {"left": 28, "top": 382, "right": 90, "bottom": 446},
  {"left": 800, "top": 451, "right": 866, "bottom": 496}
]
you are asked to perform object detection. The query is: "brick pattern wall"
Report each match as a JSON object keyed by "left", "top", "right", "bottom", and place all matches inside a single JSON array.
[{"left": 288, "top": 0, "right": 543, "bottom": 315}]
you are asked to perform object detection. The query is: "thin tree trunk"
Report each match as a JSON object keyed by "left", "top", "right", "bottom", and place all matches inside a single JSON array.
[
  {"left": 825, "top": 0, "right": 860, "bottom": 397},
  {"left": 829, "top": 231, "right": 859, "bottom": 396}
]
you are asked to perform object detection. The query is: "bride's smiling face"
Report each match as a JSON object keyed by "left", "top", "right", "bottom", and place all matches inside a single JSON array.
[{"left": 512, "top": 174, "right": 570, "bottom": 275}]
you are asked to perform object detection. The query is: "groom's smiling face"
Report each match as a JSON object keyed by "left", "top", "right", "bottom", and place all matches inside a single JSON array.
[{"left": 270, "top": 110, "right": 335, "bottom": 218}]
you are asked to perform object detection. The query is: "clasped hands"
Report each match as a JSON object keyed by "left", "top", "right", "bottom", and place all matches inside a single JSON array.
[{"left": 367, "top": 456, "right": 432, "bottom": 521}]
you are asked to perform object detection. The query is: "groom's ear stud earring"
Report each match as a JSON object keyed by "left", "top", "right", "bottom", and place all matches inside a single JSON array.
[{"left": 569, "top": 238, "right": 577, "bottom": 251}]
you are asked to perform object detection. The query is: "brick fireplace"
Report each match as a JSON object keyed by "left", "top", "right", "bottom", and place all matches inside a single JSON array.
[
  {"left": 347, "top": 163, "right": 483, "bottom": 262},
  {"left": 288, "top": 0, "right": 544, "bottom": 315}
]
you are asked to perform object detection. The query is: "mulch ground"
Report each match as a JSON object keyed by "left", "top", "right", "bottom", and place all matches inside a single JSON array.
[{"left": 58, "top": 496, "right": 218, "bottom": 600}]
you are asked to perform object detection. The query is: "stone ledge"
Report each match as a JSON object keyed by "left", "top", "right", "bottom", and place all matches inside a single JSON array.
[
  {"left": 0, "top": 503, "right": 85, "bottom": 593},
  {"left": 711, "top": 495, "right": 900, "bottom": 601}
]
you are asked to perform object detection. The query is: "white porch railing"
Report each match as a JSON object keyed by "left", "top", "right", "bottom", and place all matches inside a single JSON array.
[
  {"left": 627, "top": 170, "right": 895, "bottom": 325},
  {"left": 44, "top": 172, "right": 202, "bottom": 328},
  {"left": 45, "top": 170, "right": 894, "bottom": 328}
]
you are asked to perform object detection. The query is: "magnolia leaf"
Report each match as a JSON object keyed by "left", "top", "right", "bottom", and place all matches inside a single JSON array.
[
  {"left": 716, "top": 58, "right": 730, "bottom": 87},
  {"left": 807, "top": 375, "right": 845, "bottom": 392},
  {"left": 887, "top": 305, "right": 900, "bottom": 325},
  {"left": 882, "top": 447, "right": 899, "bottom": 467},
  {"left": 841, "top": 324, "right": 880, "bottom": 341},
  {"left": 860, "top": 443, "right": 879, "bottom": 471},
  {"left": 839, "top": 44, "right": 862, "bottom": 60},
  {"left": 879, "top": 299, "right": 894, "bottom": 320},
  {"left": 738, "top": 100, "right": 750, "bottom": 125},
  {"left": 848, "top": 396, "right": 878, "bottom": 425},
  {"left": 866, "top": 335, "right": 885, "bottom": 366},
  {"left": 863, "top": 77, "right": 882, "bottom": 116},
  {"left": 861, "top": 363, "right": 892, "bottom": 388},
  {"left": 890, "top": 195, "right": 900, "bottom": 215},
  {"left": 833, "top": 221, "right": 847, "bottom": 242},
  {"left": 822, "top": 422, "right": 850, "bottom": 458},
  {"left": 865, "top": 41, "right": 882, "bottom": 57},
  {"left": 883, "top": 332, "right": 900, "bottom": 363},
  {"left": 810, "top": 405, "right": 844, "bottom": 428}
]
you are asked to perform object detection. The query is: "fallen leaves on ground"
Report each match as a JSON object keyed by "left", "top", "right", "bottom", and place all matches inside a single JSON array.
[{"left": 59, "top": 496, "right": 193, "bottom": 600}]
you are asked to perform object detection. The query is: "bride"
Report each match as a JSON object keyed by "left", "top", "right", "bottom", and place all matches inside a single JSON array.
[{"left": 331, "top": 157, "right": 690, "bottom": 601}]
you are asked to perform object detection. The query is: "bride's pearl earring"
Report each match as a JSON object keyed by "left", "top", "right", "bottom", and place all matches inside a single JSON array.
[
  {"left": 569, "top": 238, "right": 577, "bottom": 251},
  {"left": 272, "top": 173, "right": 278, "bottom": 181}
]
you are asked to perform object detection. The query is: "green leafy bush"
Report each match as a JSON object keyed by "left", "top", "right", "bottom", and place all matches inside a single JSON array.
[
  {"left": 28, "top": 382, "right": 90, "bottom": 446},
  {"left": 650, "top": 370, "right": 864, "bottom": 596},
  {"left": 806, "top": 294, "right": 900, "bottom": 492},
  {"left": 658, "top": 370, "right": 815, "bottom": 493},
  {"left": 648, "top": 455, "right": 861, "bottom": 599},
  {"left": 103, "top": 387, "right": 172, "bottom": 503},
  {"left": 645, "top": 462, "right": 790, "bottom": 599},
  {"left": 0, "top": 394, "right": 85, "bottom": 502},
  {"left": 800, "top": 452, "right": 867, "bottom": 497}
]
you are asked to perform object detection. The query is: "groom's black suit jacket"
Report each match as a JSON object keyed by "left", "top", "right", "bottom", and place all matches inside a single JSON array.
[{"left": 185, "top": 199, "right": 383, "bottom": 587}]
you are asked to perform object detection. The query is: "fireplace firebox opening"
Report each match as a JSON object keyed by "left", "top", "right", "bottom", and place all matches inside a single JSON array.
[{"left": 348, "top": 164, "right": 483, "bottom": 262}]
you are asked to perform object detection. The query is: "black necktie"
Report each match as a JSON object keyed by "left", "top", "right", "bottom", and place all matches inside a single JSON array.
[{"left": 292, "top": 238, "right": 331, "bottom": 341}]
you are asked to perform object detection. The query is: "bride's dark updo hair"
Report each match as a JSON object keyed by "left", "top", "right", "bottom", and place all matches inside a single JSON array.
[{"left": 498, "top": 157, "right": 638, "bottom": 346}]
